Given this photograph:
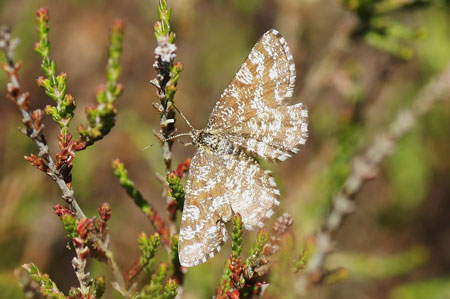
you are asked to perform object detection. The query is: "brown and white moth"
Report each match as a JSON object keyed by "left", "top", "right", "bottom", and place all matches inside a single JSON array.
[{"left": 178, "top": 29, "right": 308, "bottom": 267}]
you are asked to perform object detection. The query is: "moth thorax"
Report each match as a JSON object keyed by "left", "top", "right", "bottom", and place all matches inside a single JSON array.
[{"left": 196, "top": 130, "right": 237, "bottom": 155}]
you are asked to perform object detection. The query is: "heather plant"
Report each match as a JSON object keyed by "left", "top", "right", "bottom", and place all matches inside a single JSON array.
[{"left": 1, "top": 0, "right": 450, "bottom": 298}]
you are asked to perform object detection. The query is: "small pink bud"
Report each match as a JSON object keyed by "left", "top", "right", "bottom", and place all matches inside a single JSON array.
[
  {"left": 96, "top": 84, "right": 106, "bottom": 92},
  {"left": 115, "top": 83, "right": 124, "bottom": 95},
  {"left": 77, "top": 218, "right": 92, "bottom": 239},
  {"left": 113, "top": 18, "right": 125, "bottom": 32},
  {"left": 173, "top": 62, "right": 184, "bottom": 72},
  {"left": 227, "top": 289, "right": 240, "bottom": 299},
  {"left": 36, "top": 8, "right": 49, "bottom": 21},
  {"left": 167, "top": 170, "right": 177, "bottom": 180},
  {"left": 36, "top": 76, "right": 46, "bottom": 87},
  {"left": 64, "top": 94, "right": 74, "bottom": 104},
  {"left": 54, "top": 204, "right": 74, "bottom": 217},
  {"left": 85, "top": 104, "right": 96, "bottom": 114},
  {"left": 111, "top": 158, "right": 122, "bottom": 168},
  {"left": 154, "top": 22, "right": 162, "bottom": 32},
  {"left": 73, "top": 139, "right": 87, "bottom": 151},
  {"left": 98, "top": 203, "right": 112, "bottom": 222}
]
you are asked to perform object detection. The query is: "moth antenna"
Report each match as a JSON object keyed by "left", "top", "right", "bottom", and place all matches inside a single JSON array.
[
  {"left": 140, "top": 132, "right": 192, "bottom": 152},
  {"left": 172, "top": 103, "right": 195, "bottom": 131}
]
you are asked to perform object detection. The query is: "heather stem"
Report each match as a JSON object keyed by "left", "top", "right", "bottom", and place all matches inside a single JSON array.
[
  {"left": 151, "top": 0, "right": 183, "bottom": 172},
  {"left": 0, "top": 24, "right": 86, "bottom": 219}
]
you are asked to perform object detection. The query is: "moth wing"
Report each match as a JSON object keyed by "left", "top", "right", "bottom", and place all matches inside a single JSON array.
[
  {"left": 226, "top": 103, "right": 308, "bottom": 161},
  {"left": 178, "top": 147, "right": 232, "bottom": 267},
  {"left": 206, "top": 29, "right": 308, "bottom": 161},
  {"left": 207, "top": 29, "right": 296, "bottom": 131},
  {"left": 179, "top": 147, "right": 281, "bottom": 267},
  {"left": 224, "top": 156, "right": 281, "bottom": 230}
]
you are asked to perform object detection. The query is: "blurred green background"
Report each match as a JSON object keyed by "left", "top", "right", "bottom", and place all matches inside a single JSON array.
[{"left": 1, "top": 0, "right": 450, "bottom": 298}]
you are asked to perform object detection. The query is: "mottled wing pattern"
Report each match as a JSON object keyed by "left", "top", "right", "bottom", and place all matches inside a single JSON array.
[
  {"left": 225, "top": 158, "right": 280, "bottom": 231},
  {"left": 178, "top": 148, "right": 231, "bottom": 267},
  {"left": 207, "top": 29, "right": 308, "bottom": 161},
  {"left": 207, "top": 29, "right": 295, "bottom": 129},
  {"left": 179, "top": 147, "right": 280, "bottom": 267},
  {"left": 179, "top": 29, "right": 308, "bottom": 267},
  {"left": 227, "top": 103, "right": 308, "bottom": 161}
]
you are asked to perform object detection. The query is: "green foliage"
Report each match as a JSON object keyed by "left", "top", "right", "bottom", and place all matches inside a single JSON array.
[
  {"left": 138, "top": 232, "right": 161, "bottom": 272},
  {"left": 162, "top": 279, "right": 178, "bottom": 299},
  {"left": 293, "top": 238, "right": 314, "bottom": 273},
  {"left": 34, "top": 8, "right": 75, "bottom": 134},
  {"left": 364, "top": 18, "right": 419, "bottom": 60},
  {"left": 60, "top": 213, "right": 78, "bottom": 240},
  {"left": 112, "top": 159, "right": 171, "bottom": 246},
  {"left": 245, "top": 228, "right": 269, "bottom": 267},
  {"left": 170, "top": 234, "right": 183, "bottom": 283},
  {"left": 77, "top": 19, "right": 124, "bottom": 147},
  {"left": 150, "top": 263, "right": 168, "bottom": 294},
  {"left": 139, "top": 262, "right": 171, "bottom": 299},
  {"left": 342, "top": 0, "right": 430, "bottom": 21},
  {"left": 231, "top": 214, "right": 243, "bottom": 259},
  {"left": 217, "top": 214, "right": 244, "bottom": 296},
  {"left": 342, "top": 0, "right": 428, "bottom": 59},
  {"left": 154, "top": 0, "right": 172, "bottom": 40},
  {"left": 33, "top": 6, "right": 125, "bottom": 153},
  {"left": 22, "top": 263, "right": 65, "bottom": 299},
  {"left": 106, "top": 20, "right": 124, "bottom": 98},
  {"left": 170, "top": 234, "right": 179, "bottom": 268},
  {"left": 166, "top": 172, "right": 185, "bottom": 211},
  {"left": 112, "top": 159, "right": 153, "bottom": 216},
  {"left": 165, "top": 62, "right": 183, "bottom": 103},
  {"left": 94, "top": 276, "right": 106, "bottom": 299}
]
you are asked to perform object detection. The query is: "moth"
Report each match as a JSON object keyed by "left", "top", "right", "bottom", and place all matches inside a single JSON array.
[{"left": 177, "top": 29, "right": 308, "bottom": 267}]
